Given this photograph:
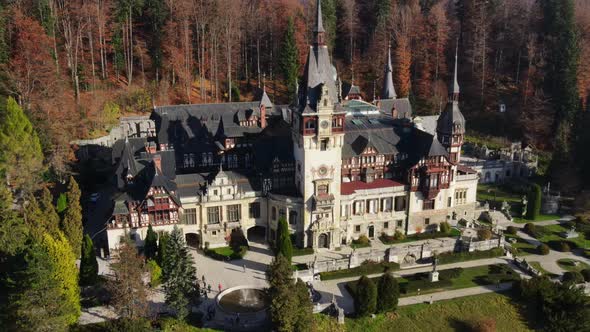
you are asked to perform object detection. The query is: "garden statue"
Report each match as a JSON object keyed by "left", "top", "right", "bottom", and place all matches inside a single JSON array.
[
  {"left": 501, "top": 200, "right": 510, "bottom": 213},
  {"left": 521, "top": 195, "right": 528, "bottom": 217}
]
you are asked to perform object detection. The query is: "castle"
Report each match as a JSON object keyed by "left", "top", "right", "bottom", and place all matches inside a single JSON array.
[{"left": 106, "top": 0, "right": 479, "bottom": 251}]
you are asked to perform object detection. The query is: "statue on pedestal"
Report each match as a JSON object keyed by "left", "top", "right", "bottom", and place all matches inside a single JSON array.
[{"left": 521, "top": 195, "right": 528, "bottom": 218}]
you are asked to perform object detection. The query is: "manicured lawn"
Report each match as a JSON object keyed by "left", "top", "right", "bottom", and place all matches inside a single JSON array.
[
  {"left": 209, "top": 246, "right": 233, "bottom": 256},
  {"left": 557, "top": 259, "right": 590, "bottom": 272},
  {"left": 505, "top": 234, "right": 536, "bottom": 256},
  {"left": 527, "top": 262, "right": 558, "bottom": 278},
  {"left": 314, "top": 293, "right": 534, "bottom": 332},
  {"left": 477, "top": 184, "right": 522, "bottom": 203},
  {"left": 346, "top": 264, "right": 519, "bottom": 298},
  {"left": 535, "top": 224, "right": 590, "bottom": 249},
  {"left": 204, "top": 246, "right": 248, "bottom": 260},
  {"left": 380, "top": 228, "right": 461, "bottom": 245},
  {"left": 512, "top": 214, "right": 561, "bottom": 224}
]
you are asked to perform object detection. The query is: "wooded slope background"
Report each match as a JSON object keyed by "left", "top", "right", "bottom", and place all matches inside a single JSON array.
[{"left": 0, "top": 0, "right": 589, "bottom": 190}]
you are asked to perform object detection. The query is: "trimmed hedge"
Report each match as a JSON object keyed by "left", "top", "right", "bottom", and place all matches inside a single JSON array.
[
  {"left": 438, "top": 268, "right": 463, "bottom": 281},
  {"left": 563, "top": 271, "right": 584, "bottom": 284},
  {"left": 319, "top": 261, "right": 400, "bottom": 281},
  {"left": 537, "top": 244, "right": 550, "bottom": 255},
  {"left": 506, "top": 226, "right": 518, "bottom": 235},
  {"left": 437, "top": 248, "right": 504, "bottom": 265},
  {"left": 581, "top": 269, "right": 590, "bottom": 282},
  {"left": 204, "top": 246, "right": 248, "bottom": 261}
]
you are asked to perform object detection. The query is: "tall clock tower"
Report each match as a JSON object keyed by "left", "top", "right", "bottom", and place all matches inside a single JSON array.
[{"left": 292, "top": 0, "right": 346, "bottom": 249}]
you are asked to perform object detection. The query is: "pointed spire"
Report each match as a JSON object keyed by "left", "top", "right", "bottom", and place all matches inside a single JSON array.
[
  {"left": 314, "top": 0, "right": 325, "bottom": 33},
  {"left": 381, "top": 44, "right": 396, "bottom": 100},
  {"left": 313, "top": 0, "right": 326, "bottom": 45},
  {"left": 451, "top": 41, "right": 460, "bottom": 101}
]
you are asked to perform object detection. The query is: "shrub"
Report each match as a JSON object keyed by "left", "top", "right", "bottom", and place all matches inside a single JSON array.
[
  {"left": 354, "top": 235, "right": 370, "bottom": 246},
  {"left": 559, "top": 241, "right": 571, "bottom": 252},
  {"left": 477, "top": 229, "right": 492, "bottom": 240},
  {"left": 581, "top": 269, "right": 590, "bottom": 282},
  {"left": 506, "top": 226, "right": 518, "bottom": 235},
  {"left": 394, "top": 230, "right": 405, "bottom": 241},
  {"left": 524, "top": 223, "right": 536, "bottom": 236},
  {"left": 354, "top": 276, "right": 377, "bottom": 317},
  {"left": 376, "top": 270, "right": 399, "bottom": 313},
  {"left": 147, "top": 259, "right": 162, "bottom": 287},
  {"left": 537, "top": 244, "right": 550, "bottom": 255},
  {"left": 229, "top": 228, "right": 248, "bottom": 252},
  {"left": 439, "top": 222, "right": 451, "bottom": 234},
  {"left": 563, "top": 271, "right": 584, "bottom": 284},
  {"left": 470, "top": 318, "right": 496, "bottom": 332},
  {"left": 527, "top": 184, "right": 542, "bottom": 220}
]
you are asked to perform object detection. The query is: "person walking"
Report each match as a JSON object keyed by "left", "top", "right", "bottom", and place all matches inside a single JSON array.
[
  {"left": 218, "top": 283, "right": 222, "bottom": 293},
  {"left": 243, "top": 264, "right": 246, "bottom": 273}
]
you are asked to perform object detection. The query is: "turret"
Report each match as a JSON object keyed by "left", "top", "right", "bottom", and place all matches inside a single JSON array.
[
  {"left": 314, "top": 0, "right": 326, "bottom": 46},
  {"left": 381, "top": 45, "right": 397, "bottom": 100}
]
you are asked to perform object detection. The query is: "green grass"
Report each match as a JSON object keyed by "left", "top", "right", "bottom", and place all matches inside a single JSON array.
[
  {"left": 512, "top": 214, "right": 561, "bottom": 224},
  {"left": 535, "top": 224, "right": 590, "bottom": 249},
  {"left": 204, "top": 246, "right": 248, "bottom": 260},
  {"left": 477, "top": 183, "right": 522, "bottom": 203},
  {"left": 505, "top": 234, "right": 537, "bottom": 256},
  {"left": 292, "top": 247, "right": 314, "bottom": 256},
  {"left": 527, "top": 262, "right": 558, "bottom": 278},
  {"left": 314, "top": 293, "right": 534, "bottom": 332},
  {"left": 209, "top": 246, "right": 234, "bottom": 256},
  {"left": 557, "top": 259, "right": 590, "bottom": 272}
]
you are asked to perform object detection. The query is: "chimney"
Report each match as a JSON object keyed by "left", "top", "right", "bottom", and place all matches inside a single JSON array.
[
  {"left": 153, "top": 154, "right": 162, "bottom": 174},
  {"left": 260, "top": 105, "right": 267, "bottom": 129}
]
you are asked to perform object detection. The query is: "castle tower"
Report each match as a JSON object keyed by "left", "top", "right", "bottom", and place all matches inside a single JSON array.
[
  {"left": 436, "top": 45, "right": 465, "bottom": 164},
  {"left": 292, "top": 0, "right": 345, "bottom": 249}
]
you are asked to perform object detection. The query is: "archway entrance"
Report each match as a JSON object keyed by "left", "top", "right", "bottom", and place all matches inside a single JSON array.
[
  {"left": 247, "top": 226, "right": 266, "bottom": 243},
  {"left": 185, "top": 233, "right": 200, "bottom": 248},
  {"left": 318, "top": 233, "right": 329, "bottom": 248},
  {"left": 368, "top": 225, "right": 375, "bottom": 238}
]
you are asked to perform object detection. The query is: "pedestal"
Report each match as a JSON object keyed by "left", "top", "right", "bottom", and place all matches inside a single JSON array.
[{"left": 429, "top": 271, "right": 439, "bottom": 282}]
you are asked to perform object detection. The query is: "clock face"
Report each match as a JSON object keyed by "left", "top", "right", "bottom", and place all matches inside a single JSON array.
[
  {"left": 318, "top": 166, "right": 328, "bottom": 176},
  {"left": 320, "top": 120, "right": 330, "bottom": 129}
]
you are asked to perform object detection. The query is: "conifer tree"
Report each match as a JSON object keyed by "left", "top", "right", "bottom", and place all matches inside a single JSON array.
[
  {"left": 276, "top": 217, "right": 293, "bottom": 263},
  {"left": 144, "top": 224, "right": 158, "bottom": 260},
  {"left": 376, "top": 269, "right": 399, "bottom": 312},
  {"left": 294, "top": 278, "right": 313, "bottom": 332},
  {"left": 42, "top": 232, "right": 81, "bottom": 325},
  {"left": 157, "top": 231, "right": 170, "bottom": 265},
  {"left": 61, "top": 176, "right": 83, "bottom": 256},
  {"left": 143, "top": 0, "right": 169, "bottom": 79},
  {"left": 0, "top": 5, "right": 8, "bottom": 65},
  {"left": 0, "top": 181, "right": 28, "bottom": 256},
  {"left": 7, "top": 243, "right": 72, "bottom": 331},
  {"left": 40, "top": 186, "right": 61, "bottom": 235},
  {"left": 56, "top": 193, "right": 67, "bottom": 214},
  {"left": 79, "top": 234, "right": 99, "bottom": 286},
  {"left": 0, "top": 97, "right": 44, "bottom": 193},
  {"left": 162, "top": 226, "right": 197, "bottom": 320},
  {"left": 354, "top": 275, "right": 377, "bottom": 317},
  {"left": 24, "top": 194, "right": 48, "bottom": 239},
  {"left": 267, "top": 254, "right": 297, "bottom": 332},
  {"left": 320, "top": 0, "right": 337, "bottom": 51},
  {"left": 280, "top": 17, "right": 299, "bottom": 102}
]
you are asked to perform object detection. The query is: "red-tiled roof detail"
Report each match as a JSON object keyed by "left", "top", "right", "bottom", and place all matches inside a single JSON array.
[{"left": 341, "top": 179, "right": 405, "bottom": 195}]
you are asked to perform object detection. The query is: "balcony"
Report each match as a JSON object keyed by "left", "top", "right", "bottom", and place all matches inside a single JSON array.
[{"left": 313, "top": 193, "right": 335, "bottom": 211}]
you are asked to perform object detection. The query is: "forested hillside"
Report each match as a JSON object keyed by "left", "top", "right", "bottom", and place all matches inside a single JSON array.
[{"left": 0, "top": 0, "right": 589, "bottom": 189}]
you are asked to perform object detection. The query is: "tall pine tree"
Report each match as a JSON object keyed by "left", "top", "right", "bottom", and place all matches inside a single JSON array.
[
  {"left": 376, "top": 269, "right": 399, "bottom": 312},
  {"left": 40, "top": 186, "right": 61, "bottom": 236},
  {"left": 143, "top": 224, "right": 158, "bottom": 260},
  {"left": 162, "top": 226, "right": 197, "bottom": 320},
  {"left": 267, "top": 254, "right": 298, "bottom": 332},
  {"left": 0, "top": 181, "right": 28, "bottom": 256},
  {"left": 79, "top": 234, "right": 99, "bottom": 286},
  {"left": 0, "top": 97, "right": 44, "bottom": 193},
  {"left": 61, "top": 176, "right": 83, "bottom": 256},
  {"left": 280, "top": 17, "right": 299, "bottom": 103}
]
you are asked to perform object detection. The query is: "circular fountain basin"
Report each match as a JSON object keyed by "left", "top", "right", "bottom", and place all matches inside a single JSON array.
[{"left": 216, "top": 285, "right": 270, "bottom": 315}]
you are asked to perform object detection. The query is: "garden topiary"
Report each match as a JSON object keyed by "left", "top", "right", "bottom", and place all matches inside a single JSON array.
[
  {"left": 581, "top": 269, "right": 590, "bottom": 282},
  {"left": 524, "top": 223, "right": 536, "bottom": 236},
  {"left": 559, "top": 241, "right": 572, "bottom": 252},
  {"left": 562, "top": 271, "right": 584, "bottom": 284},
  {"left": 439, "top": 222, "right": 451, "bottom": 234},
  {"left": 537, "top": 243, "right": 550, "bottom": 255},
  {"left": 477, "top": 229, "right": 492, "bottom": 241},
  {"left": 506, "top": 226, "right": 518, "bottom": 235}
]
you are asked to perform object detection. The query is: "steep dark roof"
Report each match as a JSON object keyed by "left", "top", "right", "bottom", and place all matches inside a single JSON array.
[
  {"left": 382, "top": 47, "right": 396, "bottom": 99},
  {"left": 436, "top": 101, "right": 465, "bottom": 135},
  {"left": 343, "top": 115, "right": 401, "bottom": 158},
  {"left": 300, "top": 46, "right": 339, "bottom": 109},
  {"left": 377, "top": 99, "right": 412, "bottom": 119}
]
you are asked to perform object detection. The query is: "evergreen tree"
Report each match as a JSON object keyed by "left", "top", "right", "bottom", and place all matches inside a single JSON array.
[
  {"left": 108, "top": 239, "right": 149, "bottom": 320},
  {"left": 527, "top": 184, "right": 542, "bottom": 220},
  {"left": 0, "top": 4, "right": 8, "bottom": 65},
  {"left": 39, "top": 186, "right": 61, "bottom": 235},
  {"left": 320, "top": 0, "right": 337, "bottom": 51},
  {"left": 376, "top": 269, "right": 399, "bottom": 312},
  {"left": 41, "top": 232, "right": 81, "bottom": 325},
  {"left": 7, "top": 243, "right": 72, "bottom": 331},
  {"left": 354, "top": 275, "right": 377, "bottom": 317},
  {"left": 157, "top": 231, "right": 170, "bottom": 265},
  {"left": 0, "top": 97, "right": 44, "bottom": 193},
  {"left": 144, "top": 224, "right": 158, "bottom": 260},
  {"left": 61, "top": 176, "right": 83, "bottom": 256},
  {"left": 162, "top": 226, "right": 197, "bottom": 320},
  {"left": 79, "top": 234, "right": 99, "bottom": 286},
  {"left": 0, "top": 181, "right": 28, "bottom": 256},
  {"left": 267, "top": 254, "right": 297, "bottom": 332},
  {"left": 143, "top": 0, "right": 169, "bottom": 79},
  {"left": 294, "top": 278, "right": 313, "bottom": 332},
  {"left": 56, "top": 193, "right": 67, "bottom": 214},
  {"left": 276, "top": 217, "right": 293, "bottom": 263},
  {"left": 280, "top": 17, "right": 299, "bottom": 102}
]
